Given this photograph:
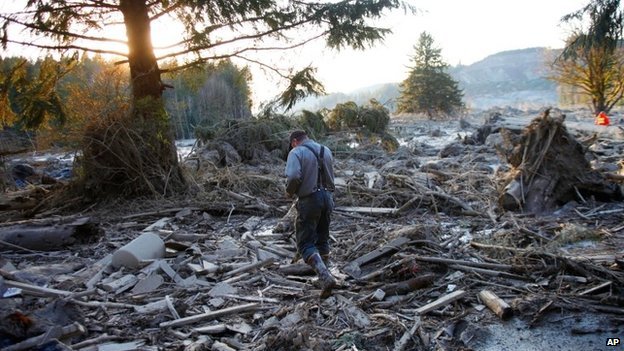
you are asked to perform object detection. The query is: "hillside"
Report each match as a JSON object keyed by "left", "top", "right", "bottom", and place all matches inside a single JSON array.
[{"left": 293, "top": 47, "right": 561, "bottom": 112}]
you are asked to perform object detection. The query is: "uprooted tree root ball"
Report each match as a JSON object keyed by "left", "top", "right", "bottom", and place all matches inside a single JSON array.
[{"left": 498, "top": 108, "right": 622, "bottom": 213}]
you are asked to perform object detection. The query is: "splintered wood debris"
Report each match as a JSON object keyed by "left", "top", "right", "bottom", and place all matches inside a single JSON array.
[{"left": 1, "top": 109, "right": 623, "bottom": 350}]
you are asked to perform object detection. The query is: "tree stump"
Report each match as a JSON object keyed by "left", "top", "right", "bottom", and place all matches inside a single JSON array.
[{"left": 499, "top": 108, "right": 622, "bottom": 214}]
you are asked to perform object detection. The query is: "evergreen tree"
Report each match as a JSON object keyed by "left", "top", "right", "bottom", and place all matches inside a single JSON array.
[
  {"left": 397, "top": 32, "right": 463, "bottom": 118},
  {"left": 1, "top": 0, "right": 412, "bottom": 197}
]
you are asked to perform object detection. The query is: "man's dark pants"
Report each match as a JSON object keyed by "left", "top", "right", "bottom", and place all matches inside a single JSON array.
[{"left": 295, "top": 189, "right": 333, "bottom": 262}]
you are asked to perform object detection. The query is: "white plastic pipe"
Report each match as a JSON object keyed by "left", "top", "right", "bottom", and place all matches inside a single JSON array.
[{"left": 112, "top": 232, "right": 165, "bottom": 269}]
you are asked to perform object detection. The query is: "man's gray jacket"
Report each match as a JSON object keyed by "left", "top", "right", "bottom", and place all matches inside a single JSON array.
[{"left": 285, "top": 139, "right": 335, "bottom": 198}]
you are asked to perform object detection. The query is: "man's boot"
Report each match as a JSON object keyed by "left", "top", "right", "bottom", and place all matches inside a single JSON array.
[
  {"left": 320, "top": 253, "right": 330, "bottom": 267},
  {"left": 306, "top": 253, "right": 336, "bottom": 299}
]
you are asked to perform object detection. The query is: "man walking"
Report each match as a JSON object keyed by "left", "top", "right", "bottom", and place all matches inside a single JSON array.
[{"left": 285, "top": 130, "right": 336, "bottom": 299}]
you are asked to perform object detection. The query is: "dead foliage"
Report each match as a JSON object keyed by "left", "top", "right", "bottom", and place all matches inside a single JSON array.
[{"left": 78, "top": 107, "right": 185, "bottom": 198}]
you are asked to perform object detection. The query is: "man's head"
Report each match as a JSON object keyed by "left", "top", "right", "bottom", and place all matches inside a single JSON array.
[{"left": 289, "top": 130, "right": 308, "bottom": 150}]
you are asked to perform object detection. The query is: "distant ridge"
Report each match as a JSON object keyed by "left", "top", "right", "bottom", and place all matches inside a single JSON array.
[{"left": 293, "top": 47, "right": 560, "bottom": 112}]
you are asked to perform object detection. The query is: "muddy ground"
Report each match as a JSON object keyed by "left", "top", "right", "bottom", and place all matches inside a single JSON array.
[{"left": 0, "top": 107, "right": 623, "bottom": 351}]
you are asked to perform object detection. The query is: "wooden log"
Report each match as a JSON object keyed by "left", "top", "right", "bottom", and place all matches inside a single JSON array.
[
  {"left": 134, "top": 299, "right": 169, "bottom": 314},
  {"left": 77, "top": 341, "right": 145, "bottom": 351},
  {"left": 500, "top": 179, "right": 523, "bottom": 210},
  {"left": 278, "top": 263, "right": 314, "bottom": 276},
  {"left": 257, "top": 241, "right": 296, "bottom": 258},
  {"left": 4, "top": 279, "right": 73, "bottom": 297},
  {"left": 0, "top": 216, "right": 96, "bottom": 251},
  {"left": 415, "top": 290, "right": 466, "bottom": 315},
  {"left": 357, "top": 256, "right": 416, "bottom": 281},
  {"left": 478, "top": 289, "right": 512, "bottom": 320},
  {"left": 69, "top": 299, "right": 138, "bottom": 310},
  {"left": 264, "top": 273, "right": 307, "bottom": 289},
  {"left": 4, "top": 322, "right": 86, "bottom": 351},
  {"left": 352, "top": 237, "right": 410, "bottom": 267},
  {"left": 222, "top": 257, "right": 275, "bottom": 278},
  {"left": 212, "top": 341, "right": 237, "bottom": 351},
  {"left": 159, "top": 303, "right": 259, "bottom": 328},
  {"left": 470, "top": 241, "right": 528, "bottom": 253},
  {"left": 382, "top": 274, "right": 435, "bottom": 296},
  {"left": 605, "top": 173, "right": 624, "bottom": 182},
  {"left": 579, "top": 281, "right": 612, "bottom": 295},
  {"left": 335, "top": 206, "right": 398, "bottom": 215},
  {"left": 0, "top": 187, "right": 46, "bottom": 212},
  {"left": 220, "top": 294, "right": 280, "bottom": 303},
  {"left": 448, "top": 264, "right": 528, "bottom": 281},
  {"left": 393, "top": 316, "right": 421, "bottom": 351},
  {"left": 192, "top": 323, "right": 227, "bottom": 334},
  {"left": 412, "top": 255, "right": 514, "bottom": 271},
  {"left": 100, "top": 274, "right": 138, "bottom": 293},
  {"left": 70, "top": 334, "right": 123, "bottom": 349}
]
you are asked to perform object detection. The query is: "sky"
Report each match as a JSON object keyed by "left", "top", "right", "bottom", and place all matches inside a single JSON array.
[
  {"left": 1, "top": 0, "right": 590, "bottom": 108},
  {"left": 256, "top": 0, "right": 589, "bottom": 100}
]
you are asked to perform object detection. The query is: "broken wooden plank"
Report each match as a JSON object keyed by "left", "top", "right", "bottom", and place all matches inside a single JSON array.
[
  {"left": 70, "top": 334, "right": 124, "bottom": 349},
  {"left": 4, "top": 279, "right": 73, "bottom": 297},
  {"left": 159, "top": 303, "right": 259, "bottom": 328},
  {"left": 448, "top": 264, "right": 528, "bottom": 281},
  {"left": 166, "top": 295, "right": 181, "bottom": 319},
  {"left": 393, "top": 316, "right": 421, "bottom": 351},
  {"left": 335, "top": 206, "right": 397, "bottom": 215},
  {"left": 101, "top": 274, "right": 138, "bottom": 293},
  {"left": 382, "top": 274, "right": 435, "bottom": 296},
  {"left": 222, "top": 257, "right": 275, "bottom": 278},
  {"left": 83, "top": 254, "right": 112, "bottom": 289},
  {"left": 188, "top": 260, "right": 219, "bottom": 275},
  {"left": 278, "top": 263, "right": 314, "bottom": 276},
  {"left": 478, "top": 289, "right": 512, "bottom": 320},
  {"left": 193, "top": 323, "right": 227, "bottom": 334},
  {"left": 411, "top": 255, "right": 514, "bottom": 271},
  {"left": 415, "top": 290, "right": 467, "bottom": 315},
  {"left": 351, "top": 237, "right": 410, "bottom": 267},
  {"left": 579, "top": 281, "right": 612, "bottom": 296},
  {"left": 91, "top": 341, "right": 146, "bottom": 351},
  {"left": 160, "top": 260, "right": 183, "bottom": 283},
  {"left": 343, "top": 237, "right": 410, "bottom": 278},
  {"left": 221, "top": 294, "right": 280, "bottom": 303},
  {"left": 70, "top": 300, "right": 138, "bottom": 310},
  {"left": 131, "top": 273, "right": 164, "bottom": 295},
  {"left": 134, "top": 299, "right": 169, "bottom": 314}
]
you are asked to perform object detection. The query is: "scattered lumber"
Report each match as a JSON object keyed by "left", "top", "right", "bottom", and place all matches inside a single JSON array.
[
  {"left": 3, "top": 112, "right": 624, "bottom": 351},
  {"left": 159, "top": 303, "right": 260, "bottom": 328},
  {"left": 343, "top": 236, "right": 410, "bottom": 278},
  {"left": 335, "top": 206, "right": 398, "bottom": 215},
  {"left": 3, "top": 322, "right": 86, "bottom": 351},
  {"left": 381, "top": 274, "right": 435, "bottom": 296},
  {"left": 478, "top": 289, "right": 512, "bottom": 320},
  {"left": 415, "top": 290, "right": 467, "bottom": 315},
  {"left": 393, "top": 316, "right": 421, "bottom": 351}
]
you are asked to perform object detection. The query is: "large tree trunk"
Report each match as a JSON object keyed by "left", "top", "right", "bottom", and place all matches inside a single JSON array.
[
  {"left": 80, "top": 0, "right": 185, "bottom": 196},
  {"left": 120, "top": 0, "right": 162, "bottom": 100}
]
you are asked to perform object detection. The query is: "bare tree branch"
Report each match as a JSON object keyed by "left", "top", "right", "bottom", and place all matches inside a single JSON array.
[{"left": 4, "top": 38, "right": 127, "bottom": 57}]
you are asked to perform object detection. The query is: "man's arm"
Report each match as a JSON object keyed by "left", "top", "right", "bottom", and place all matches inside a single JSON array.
[{"left": 285, "top": 152, "right": 302, "bottom": 197}]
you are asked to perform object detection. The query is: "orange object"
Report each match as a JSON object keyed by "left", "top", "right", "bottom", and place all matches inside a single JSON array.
[{"left": 595, "top": 111, "right": 610, "bottom": 126}]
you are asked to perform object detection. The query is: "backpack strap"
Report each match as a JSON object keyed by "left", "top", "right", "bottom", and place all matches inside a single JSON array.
[{"left": 300, "top": 144, "right": 326, "bottom": 190}]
